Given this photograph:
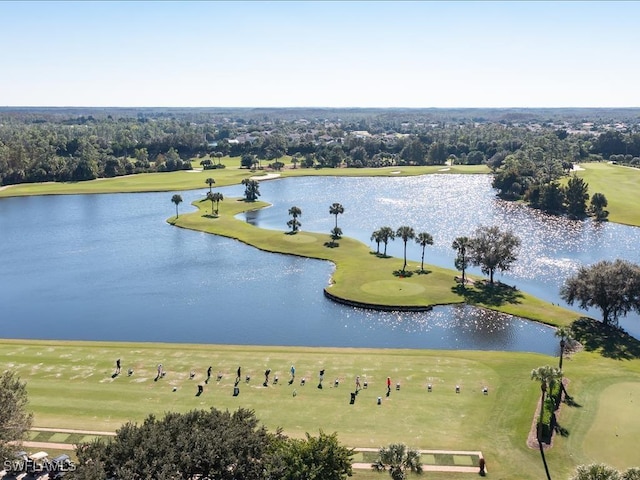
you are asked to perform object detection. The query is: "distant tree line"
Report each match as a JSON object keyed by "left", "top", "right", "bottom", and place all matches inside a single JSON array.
[{"left": 2, "top": 109, "right": 640, "bottom": 192}]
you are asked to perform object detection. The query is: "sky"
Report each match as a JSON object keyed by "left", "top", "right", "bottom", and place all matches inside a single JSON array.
[{"left": 1, "top": 1, "right": 639, "bottom": 109}]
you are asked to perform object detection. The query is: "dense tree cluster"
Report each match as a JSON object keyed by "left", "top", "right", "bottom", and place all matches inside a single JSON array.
[
  {"left": 68, "top": 408, "right": 353, "bottom": 480},
  {"left": 2, "top": 108, "right": 639, "bottom": 197},
  {"left": 0, "top": 113, "right": 204, "bottom": 185}
]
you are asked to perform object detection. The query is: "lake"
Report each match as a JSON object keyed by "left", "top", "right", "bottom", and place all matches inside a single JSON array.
[{"left": 2, "top": 174, "right": 638, "bottom": 353}]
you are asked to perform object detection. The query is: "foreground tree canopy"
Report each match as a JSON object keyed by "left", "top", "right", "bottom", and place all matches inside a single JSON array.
[
  {"left": 560, "top": 259, "right": 640, "bottom": 326},
  {"left": 0, "top": 371, "right": 33, "bottom": 462},
  {"left": 69, "top": 407, "right": 352, "bottom": 480}
]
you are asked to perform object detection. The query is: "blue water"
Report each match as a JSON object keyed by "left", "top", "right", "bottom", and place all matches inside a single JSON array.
[{"left": 3, "top": 174, "right": 637, "bottom": 354}]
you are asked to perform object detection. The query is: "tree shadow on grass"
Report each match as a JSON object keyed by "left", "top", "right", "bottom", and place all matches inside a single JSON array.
[
  {"left": 369, "top": 252, "right": 392, "bottom": 258},
  {"left": 570, "top": 317, "right": 640, "bottom": 360},
  {"left": 563, "top": 394, "right": 582, "bottom": 408},
  {"left": 414, "top": 269, "right": 432, "bottom": 275},
  {"left": 393, "top": 270, "right": 413, "bottom": 278},
  {"left": 554, "top": 423, "right": 570, "bottom": 438},
  {"left": 452, "top": 281, "right": 523, "bottom": 307}
]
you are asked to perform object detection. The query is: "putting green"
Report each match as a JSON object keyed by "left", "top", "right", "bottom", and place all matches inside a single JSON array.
[
  {"left": 581, "top": 381, "right": 640, "bottom": 469},
  {"left": 283, "top": 233, "right": 317, "bottom": 244},
  {"left": 361, "top": 280, "right": 425, "bottom": 297}
]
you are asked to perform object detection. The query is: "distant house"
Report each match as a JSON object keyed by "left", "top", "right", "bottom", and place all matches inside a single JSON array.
[{"left": 351, "top": 130, "right": 371, "bottom": 138}]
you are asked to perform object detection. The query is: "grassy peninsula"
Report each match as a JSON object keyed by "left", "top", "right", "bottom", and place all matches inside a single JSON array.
[{"left": 171, "top": 194, "right": 578, "bottom": 327}]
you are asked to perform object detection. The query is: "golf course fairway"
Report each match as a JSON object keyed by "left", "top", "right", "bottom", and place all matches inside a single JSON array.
[{"left": 2, "top": 339, "right": 639, "bottom": 479}]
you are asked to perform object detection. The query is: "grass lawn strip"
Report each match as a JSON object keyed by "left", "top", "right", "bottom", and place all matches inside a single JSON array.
[
  {"left": 172, "top": 195, "right": 579, "bottom": 327},
  {"left": 3, "top": 339, "right": 639, "bottom": 480},
  {"left": 573, "top": 162, "right": 640, "bottom": 226},
  {"left": 0, "top": 159, "right": 489, "bottom": 197},
  {"left": 579, "top": 381, "right": 640, "bottom": 470}
]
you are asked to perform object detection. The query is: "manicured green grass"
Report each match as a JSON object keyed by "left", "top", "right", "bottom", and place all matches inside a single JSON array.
[
  {"left": 574, "top": 162, "right": 640, "bottom": 227},
  {"left": 0, "top": 157, "right": 489, "bottom": 197},
  {"left": 579, "top": 381, "right": 640, "bottom": 470},
  {"left": 2, "top": 339, "right": 639, "bottom": 479},
  {"left": 172, "top": 195, "right": 579, "bottom": 327}
]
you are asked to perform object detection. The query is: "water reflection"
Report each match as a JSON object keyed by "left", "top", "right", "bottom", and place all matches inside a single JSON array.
[
  {"left": 2, "top": 173, "right": 638, "bottom": 352},
  {"left": 234, "top": 175, "right": 640, "bottom": 339}
]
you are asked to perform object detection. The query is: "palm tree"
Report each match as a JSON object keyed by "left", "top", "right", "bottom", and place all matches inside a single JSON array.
[
  {"left": 329, "top": 203, "right": 344, "bottom": 230},
  {"left": 372, "top": 443, "right": 422, "bottom": 480},
  {"left": 205, "top": 177, "right": 215, "bottom": 194},
  {"left": 212, "top": 192, "right": 224, "bottom": 214},
  {"left": 396, "top": 226, "right": 415, "bottom": 273},
  {"left": 555, "top": 327, "right": 571, "bottom": 370},
  {"left": 531, "top": 365, "right": 563, "bottom": 480},
  {"left": 214, "top": 151, "right": 223, "bottom": 166},
  {"left": 452, "top": 236, "right": 471, "bottom": 285},
  {"left": 291, "top": 153, "right": 301, "bottom": 169},
  {"left": 378, "top": 226, "right": 395, "bottom": 256},
  {"left": 590, "top": 192, "right": 609, "bottom": 221},
  {"left": 370, "top": 229, "right": 383, "bottom": 254},
  {"left": 241, "top": 178, "right": 260, "bottom": 201},
  {"left": 288, "top": 206, "right": 302, "bottom": 233},
  {"left": 622, "top": 468, "right": 640, "bottom": 480},
  {"left": 171, "top": 194, "right": 183, "bottom": 218},
  {"left": 206, "top": 191, "right": 215, "bottom": 215},
  {"left": 415, "top": 232, "right": 433, "bottom": 272},
  {"left": 570, "top": 464, "right": 622, "bottom": 480}
]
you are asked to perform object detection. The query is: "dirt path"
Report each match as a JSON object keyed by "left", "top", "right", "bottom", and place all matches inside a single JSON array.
[
  {"left": 352, "top": 448, "right": 485, "bottom": 473},
  {"left": 352, "top": 463, "right": 481, "bottom": 472},
  {"left": 32, "top": 427, "right": 116, "bottom": 436},
  {"left": 22, "top": 441, "right": 75, "bottom": 451}
]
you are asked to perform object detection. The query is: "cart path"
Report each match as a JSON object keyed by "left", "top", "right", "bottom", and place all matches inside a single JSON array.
[{"left": 31, "top": 427, "right": 116, "bottom": 436}]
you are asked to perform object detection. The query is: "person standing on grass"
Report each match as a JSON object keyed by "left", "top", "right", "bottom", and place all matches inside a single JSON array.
[
  {"left": 206, "top": 365, "right": 212, "bottom": 384},
  {"left": 115, "top": 359, "right": 121, "bottom": 375},
  {"left": 355, "top": 375, "right": 361, "bottom": 392}
]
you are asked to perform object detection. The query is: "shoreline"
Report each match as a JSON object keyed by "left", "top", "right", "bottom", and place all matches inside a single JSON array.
[
  {"left": 323, "top": 288, "right": 435, "bottom": 312},
  {"left": 170, "top": 196, "right": 580, "bottom": 329}
]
